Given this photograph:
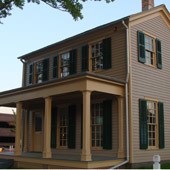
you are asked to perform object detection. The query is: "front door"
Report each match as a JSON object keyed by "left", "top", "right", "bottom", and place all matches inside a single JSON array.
[{"left": 33, "top": 112, "right": 43, "bottom": 152}]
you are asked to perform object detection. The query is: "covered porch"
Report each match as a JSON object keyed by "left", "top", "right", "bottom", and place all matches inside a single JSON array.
[
  {"left": 0, "top": 73, "right": 126, "bottom": 168},
  {"left": 0, "top": 151, "right": 125, "bottom": 168}
]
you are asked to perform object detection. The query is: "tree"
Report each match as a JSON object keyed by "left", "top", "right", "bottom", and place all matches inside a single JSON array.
[{"left": 0, "top": 0, "right": 115, "bottom": 22}]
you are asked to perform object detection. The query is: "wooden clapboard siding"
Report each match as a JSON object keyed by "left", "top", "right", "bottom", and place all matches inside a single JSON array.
[
  {"left": 23, "top": 22, "right": 127, "bottom": 86},
  {"left": 130, "top": 15, "right": 170, "bottom": 163}
]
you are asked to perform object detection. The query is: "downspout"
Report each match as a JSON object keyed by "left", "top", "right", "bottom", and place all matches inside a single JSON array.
[
  {"left": 20, "top": 58, "right": 26, "bottom": 87},
  {"left": 111, "top": 19, "right": 130, "bottom": 169},
  {"left": 20, "top": 58, "right": 26, "bottom": 152}
]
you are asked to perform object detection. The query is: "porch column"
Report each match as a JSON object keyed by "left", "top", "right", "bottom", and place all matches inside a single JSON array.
[
  {"left": 81, "top": 90, "right": 92, "bottom": 161},
  {"left": 43, "top": 97, "right": 52, "bottom": 158},
  {"left": 23, "top": 110, "right": 28, "bottom": 152},
  {"left": 15, "top": 102, "right": 22, "bottom": 156},
  {"left": 117, "top": 96, "right": 125, "bottom": 158}
]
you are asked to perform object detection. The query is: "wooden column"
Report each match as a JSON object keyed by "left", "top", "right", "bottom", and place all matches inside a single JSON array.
[
  {"left": 43, "top": 97, "right": 52, "bottom": 158},
  {"left": 81, "top": 90, "right": 92, "bottom": 161},
  {"left": 15, "top": 102, "right": 22, "bottom": 156},
  {"left": 23, "top": 110, "right": 28, "bottom": 152},
  {"left": 117, "top": 96, "right": 125, "bottom": 158}
]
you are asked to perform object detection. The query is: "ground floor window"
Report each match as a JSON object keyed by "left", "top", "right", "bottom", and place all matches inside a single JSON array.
[
  {"left": 91, "top": 102, "right": 103, "bottom": 148},
  {"left": 59, "top": 111, "right": 68, "bottom": 148},
  {"left": 147, "top": 100, "right": 158, "bottom": 148},
  {"left": 139, "top": 99, "right": 164, "bottom": 150}
]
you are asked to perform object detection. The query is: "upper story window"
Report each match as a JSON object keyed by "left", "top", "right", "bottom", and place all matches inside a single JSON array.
[
  {"left": 139, "top": 99, "right": 164, "bottom": 150},
  {"left": 145, "top": 35, "right": 155, "bottom": 66},
  {"left": 52, "top": 49, "right": 77, "bottom": 79},
  {"left": 91, "top": 41, "right": 103, "bottom": 71},
  {"left": 28, "top": 58, "right": 49, "bottom": 85},
  {"left": 138, "top": 31, "right": 162, "bottom": 69},
  {"left": 81, "top": 37, "right": 112, "bottom": 72},
  {"left": 36, "top": 61, "right": 43, "bottom": 83},
  {"left": 61, "top": 52, "right": 70, "bottom": 78}
]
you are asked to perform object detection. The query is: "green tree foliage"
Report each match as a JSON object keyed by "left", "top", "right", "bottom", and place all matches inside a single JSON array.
[{"left": 0, "top": 0, "right": 115, "bottom": 22}]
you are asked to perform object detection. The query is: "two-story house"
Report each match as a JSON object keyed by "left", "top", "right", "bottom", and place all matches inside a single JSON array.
[{"left": 0, "top": 0, "right": 169, "bottom": 168}]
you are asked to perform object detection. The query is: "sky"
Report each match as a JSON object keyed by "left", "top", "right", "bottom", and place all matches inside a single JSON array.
[{"left": 0, "top": 0, "right": 170, "bottom": 93}]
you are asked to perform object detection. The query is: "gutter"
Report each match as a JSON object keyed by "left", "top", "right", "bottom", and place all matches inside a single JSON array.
[{"left": 110, "top": 19, "right": 130, "bottom": 169}]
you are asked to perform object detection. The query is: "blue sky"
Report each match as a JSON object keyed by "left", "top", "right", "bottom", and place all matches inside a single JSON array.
[{"left": 0, "top": 0, "right": 170, "bottom": 92}]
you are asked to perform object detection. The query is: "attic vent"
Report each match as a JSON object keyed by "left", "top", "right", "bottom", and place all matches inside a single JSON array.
[{"left": 142, "top": 0, "right": 154, "bottom": 11}]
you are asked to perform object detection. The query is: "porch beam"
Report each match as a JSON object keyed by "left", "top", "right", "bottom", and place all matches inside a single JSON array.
[
  {"left": 0, "top": 75, "right": 124, "bottom": 106},
  {"left": 117, "top": 96, "right": 126, "bottom": 158},
  {"left": 81, "top": 90, "right": 92, "bottom": 161},
  {"left": 15, "top": 102, "right": 22, "bottom": 156},
  {"left": 43, "top": 97, "right": 52, "bottom": 158}
]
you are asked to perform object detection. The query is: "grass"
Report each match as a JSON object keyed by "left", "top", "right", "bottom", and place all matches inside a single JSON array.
[{"left": 138, "top": 162, "right": 170, "bottom": 169}]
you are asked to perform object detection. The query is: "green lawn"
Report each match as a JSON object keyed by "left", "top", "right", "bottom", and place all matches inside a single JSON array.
[{"left": 139, "top": 162, "right": 170, "bottom": 169}]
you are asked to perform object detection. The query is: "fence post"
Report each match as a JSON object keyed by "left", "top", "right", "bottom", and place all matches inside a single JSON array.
[{"left": 153, "top": 155, "right": 161, "bottom": 169}]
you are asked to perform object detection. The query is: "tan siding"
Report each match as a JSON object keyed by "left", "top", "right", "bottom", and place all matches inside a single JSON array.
[
  {"left": 24, "top": 23, "right": 127, "bottom": 86},
  {"left": 130, "top": 16, "right": 170, "bottom": 163}
]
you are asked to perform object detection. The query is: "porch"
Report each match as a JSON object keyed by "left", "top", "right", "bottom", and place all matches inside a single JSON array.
[
  {"left": 0, "top": 72, "right": 126, "bottom": 168},
  {"left": 0, "top": 151, "right": 125, "bottom": 168}
]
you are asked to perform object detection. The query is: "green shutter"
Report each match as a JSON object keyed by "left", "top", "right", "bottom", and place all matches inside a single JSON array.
[
  {"left": 138, "top": 31, "right": 146, "bottom": 63},
  {"left": 103, "top": 37, "right": 112, "bottom": 69},
  {"left": 53, "top": 56, "right": 58, "bottom": 78},
  {"left": 156, "top": 39, "right": 162, "bottom": 69},
  {"left": 103, "top": 100, "right": 112, "bottom": 149},
  {"left": 29, "top": 64, "right": 34, "bottom": 84},
  {"left": 139, "top": 99, "right": 148, "bottom": 149},
  {"left": 81, "top": 45, "right": 89, "bottom": 72},
  {"left": 51, "top": 107, "right": 57, "bottom": 148},
  {"left": 158, "top": 102, "right": 165, "bottom": 149},
  {"left": 68, "top": 105, "right": 76, "bottom": 149},
  {"left": 70, "top": 49, "right": 77, "bottom": 75},
  {"left": 42, "top": 58, "right": 49, "bottom": 82}
]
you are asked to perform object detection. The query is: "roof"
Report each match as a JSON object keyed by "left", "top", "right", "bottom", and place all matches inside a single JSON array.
[
  {"left": 18, "top": 16, "right": 129, "bottom": 60},
  {"left": 18, "top": 4, "right": 170, "bottom": 60}
]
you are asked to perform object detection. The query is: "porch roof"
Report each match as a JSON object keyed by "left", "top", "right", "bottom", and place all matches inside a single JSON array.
[{"left": 0, "top": 72, "right": 125, "bottom": 107}]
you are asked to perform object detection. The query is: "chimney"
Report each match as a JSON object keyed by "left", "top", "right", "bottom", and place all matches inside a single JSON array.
[{"left": 142, "top": 0, "right": 154, "bottom": 11}]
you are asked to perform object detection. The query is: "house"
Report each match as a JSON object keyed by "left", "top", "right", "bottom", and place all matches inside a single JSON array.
[
  {"left": 0, "top": 113, "right": 15, "bottom": 147},
  {"left": 0, "top": 0, "right": 169, "bottom": 168}
]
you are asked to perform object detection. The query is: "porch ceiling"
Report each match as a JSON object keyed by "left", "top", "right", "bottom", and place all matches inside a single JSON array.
[{"left": 0, "top": 72, "right": 125, "bottom": 107}]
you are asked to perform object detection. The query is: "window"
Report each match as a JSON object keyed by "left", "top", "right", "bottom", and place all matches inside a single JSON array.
[
  {"left": 89, "top": 37, "right": 111, "bottom": 71},
  {"left": 58, "top": 105, "right": 76, "bottom": 149},
  {"left": 139, "top": 99, "right": 164, "bottom": 149},
  {"left": 61, "top": 52, "right": 70, "bottom": 78},
  {"left": 91, "top": 42, "right": 103, "bottom": 71},
  {"left": 60, "top": 50, "right": 77, "bottom": 78},
  {"left": 35, "top": 61, "right": 43, "bottom": 83},
  {"left": 28, "top": 58, "right": 49, "bottom": 84},
  {"left": 59, "top": 111, "right": 68, "bottom": 148},
  {"left": 145, "top": 35, "right": 155, "bottom": 66},
  {"left": 91, "top": 102, "right": 103, "bottom": 148},
  {"left": 138, "top": 31, "right": 162, "bottom": 69},
  {"left": 147, "top": 101, "right": 157, "bottom": 148}
]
